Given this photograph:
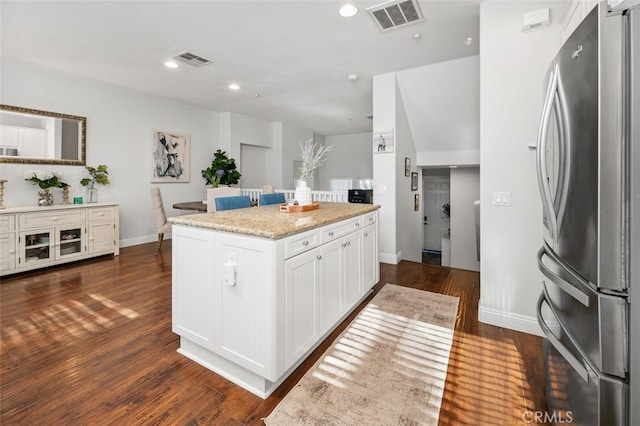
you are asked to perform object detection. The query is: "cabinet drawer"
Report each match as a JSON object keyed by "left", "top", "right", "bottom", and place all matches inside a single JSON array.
[
  {"left": 321, "top": 217, "right": 362, "bottom": 243},
  {"left": 0, "top": 215, "right": 15, "bottom": 233},
  {"left": 88, "top": 207, "right": 114, "bottom": 222},
  {"left": 19, "top": 210, "right": 86, "bottom": 229},
  {"left": 363, "top": 212, "right": 377, "bottom": 226},
  {"left": 284, "top": 229, "right": 320, "bottom": 259}
]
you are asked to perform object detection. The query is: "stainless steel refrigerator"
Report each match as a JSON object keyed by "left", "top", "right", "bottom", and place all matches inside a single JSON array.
[{"left": 535, "top": 2, "right": 639, "bottom": 424}]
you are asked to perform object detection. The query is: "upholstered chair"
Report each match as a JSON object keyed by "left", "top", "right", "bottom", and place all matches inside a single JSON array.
[
  {"left": 258, "top": 192, "right": 286, "bottom": 206},
  {"left": 262, "top": 184, "right": 275, "bottom": 194},
  {"left": 206, "top": 187, "right": 242, "bottom": 212},
  {"left": 150, "top": 186, "right": 171, "bottom": 254},
  {"left": 214, "top": 195, "right": 253, "bottom": 211}
]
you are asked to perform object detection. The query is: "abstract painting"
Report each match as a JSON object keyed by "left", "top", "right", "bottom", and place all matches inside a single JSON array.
[{"left": 151, "top": 130, "right": 189, "bottom": 183}]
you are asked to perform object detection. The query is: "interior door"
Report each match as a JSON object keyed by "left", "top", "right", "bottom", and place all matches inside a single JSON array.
[{"left": 422, "top": 176, "right": 450, "bottom": 251}]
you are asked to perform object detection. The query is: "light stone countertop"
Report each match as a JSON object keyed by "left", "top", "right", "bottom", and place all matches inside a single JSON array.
[{"left": 168, "top": 202, "right": 380, "bottom": 239}]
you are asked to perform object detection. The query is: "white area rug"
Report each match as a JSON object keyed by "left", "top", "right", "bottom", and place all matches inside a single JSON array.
[{"left": 264, "top": 284, "right": 459, "bottom": 425}]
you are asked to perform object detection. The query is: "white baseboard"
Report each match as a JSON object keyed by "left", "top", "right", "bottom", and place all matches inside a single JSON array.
[
  {"left": 478, "top": 304, "right": 544, "bottom": 337},
  {"left": 120, "top": 233, "right": 172, "bottom": 248},
  {"left": 379, "top": 251, "right": 401, "bottom": 265}
]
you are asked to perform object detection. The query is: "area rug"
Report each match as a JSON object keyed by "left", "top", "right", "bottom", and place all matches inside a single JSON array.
[{"left": 264, "top": 284, "right": 459, "bottom": 425}]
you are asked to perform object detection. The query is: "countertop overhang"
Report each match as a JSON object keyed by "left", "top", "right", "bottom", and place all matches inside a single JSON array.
[{"left": 168, "top": 202, "right": 380, "bottom": 239}]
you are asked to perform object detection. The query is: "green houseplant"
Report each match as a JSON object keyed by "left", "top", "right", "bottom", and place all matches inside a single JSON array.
[
  {"left": 201, "top": 150, "right": 241, "bottom": 187},
  {"left": 80, "top": 164, "right": 110, "bottom": 203},
  {"left": 24, "top": 170, "right": 69, "bottom": 206}
]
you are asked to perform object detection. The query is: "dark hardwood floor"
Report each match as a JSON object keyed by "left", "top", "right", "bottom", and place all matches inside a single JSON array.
[{"left": 0, "top": 241, "right": 546, "bottom": 425}]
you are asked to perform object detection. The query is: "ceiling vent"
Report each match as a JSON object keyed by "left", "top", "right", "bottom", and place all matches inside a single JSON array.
[
  {"left": 367, "top": 0, "right": 424, "bottom": 32},
  {"left": 173, "top": 51, "right": 212, "bottom": 67}
]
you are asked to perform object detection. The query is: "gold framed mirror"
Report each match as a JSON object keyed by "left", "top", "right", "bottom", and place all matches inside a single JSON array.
[{"left": 0, "top": 104, "right": 86, "bottom": 166}]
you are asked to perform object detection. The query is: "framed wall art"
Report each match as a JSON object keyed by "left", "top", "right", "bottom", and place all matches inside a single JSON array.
[
  {"left": 373, "top": 130, "right": 394, "bottom": 153},
  {"left": 151, "top": 130, "right": 190, "bottom": 183}
]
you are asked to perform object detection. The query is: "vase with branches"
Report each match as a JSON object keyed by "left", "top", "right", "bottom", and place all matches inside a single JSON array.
[{"left": 295, "top": 138, "right": 333, "bottom": 205}]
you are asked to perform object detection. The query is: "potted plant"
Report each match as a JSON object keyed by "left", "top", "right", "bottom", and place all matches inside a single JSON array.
[
  {"left": 201, "top": 150, "right": 241, "bottom": 187},
  {"left": 295, "top": 138, "right": 333, "bottom": 205},
  {"left": 80, "top": 164, "right": 110, "bottom": 203},
  {"left": 24, "top": 170, "right": 68, "bottom": 206}
]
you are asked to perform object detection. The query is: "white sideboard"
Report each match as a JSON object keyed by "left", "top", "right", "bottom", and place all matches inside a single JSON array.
[
  {"left": 0, "top": 202, "right": 119, "bottom": 276},
  {"left": 171, "top": 209, "right": 379, "bottom": 398}
]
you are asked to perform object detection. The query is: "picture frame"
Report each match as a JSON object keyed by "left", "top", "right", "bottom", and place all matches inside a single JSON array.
[
  {"left": 404, "top": 157, "right": 411, "bottom": 177},
  {"left": 151, "top": 130, "right": 190, "bottom": 183},
  {"left": 411, "top": 172, "right": 418, "bottom": 191},
  {"left": 373, "top": 130, "right": 394, "bottom": 153},
  {"left": 414, "top": 194, "right": 420, "bottom": 211}
]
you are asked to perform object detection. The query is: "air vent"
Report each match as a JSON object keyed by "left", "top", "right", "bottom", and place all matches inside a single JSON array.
[
  {"left": 367, "top": 0, "right": 423, "bottom": 32},
  {"left": 173, "top": 51, "right": 212, "bottom": 67}
]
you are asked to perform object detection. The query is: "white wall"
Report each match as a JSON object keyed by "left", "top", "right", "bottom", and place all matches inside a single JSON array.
[
  {"left": 282, "top": 124, "right": 313, "bottom": 189},
  {"left": 0, "top": 60, "right": 218, "bottom": 247},
  {"left": 394, "top": 82, "right": 421, "bottom": 263},
  {"left": 479, "top": 1, "right": 564, "bottom": 335},
  {"left": 240, "top": 144, "right": 268, "bottom": 189},
  {"left": 319, "top": 132, "right": 372, "bottom": 191},
  {"left": 450, "top": 167, "right": 480, "bottom": 271},
  {"left": 397, "top": 55, "right": 480, "bottom": 167}
]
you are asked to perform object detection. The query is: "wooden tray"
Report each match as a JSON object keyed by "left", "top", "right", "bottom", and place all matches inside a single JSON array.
[{"left": 278, "top": 203, "right": 320, "bottom": 213}]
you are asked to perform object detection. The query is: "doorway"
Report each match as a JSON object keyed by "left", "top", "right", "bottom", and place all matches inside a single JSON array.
[{"left": 422, "top": 174, "right": 450, "bottom": 264}]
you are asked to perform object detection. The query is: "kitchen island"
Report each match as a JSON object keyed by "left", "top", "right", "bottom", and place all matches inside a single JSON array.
[{"left": 168, "top": 202, "right": 379, "bottom": 398}]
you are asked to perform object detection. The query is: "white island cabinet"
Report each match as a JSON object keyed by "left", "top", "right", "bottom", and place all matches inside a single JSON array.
[{"left": 169, "top": 202, "right": 379, "bottom": 398}]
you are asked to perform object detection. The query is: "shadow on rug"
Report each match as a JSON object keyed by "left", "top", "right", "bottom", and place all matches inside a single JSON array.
[{"left": 264, "top": 283, "right": 459, "bottom": 425}]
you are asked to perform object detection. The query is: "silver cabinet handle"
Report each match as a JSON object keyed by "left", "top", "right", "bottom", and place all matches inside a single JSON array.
[
  {"left": 302, "top": 240, "right": 309, "bottom": 246},
  {"left": 328, "top": 231, "right": 334, "bottom": 236},
  {"left": 347, "top": 241, "right": 351, "bottom": 246},
  {"left": 355, "top": 222, "right": 360, "bottom": 227},
  {"left": 369, "top": 216, "right": 374, "bottom": 221},
  {"left": 341, "top": 242, "right": 347, "bottom": 248},
  {"left": 316, "top": 255, "right": 322, "bottom": 260},
  {"left": 364, "top": 232, "right": 368, "bottom": 237}
]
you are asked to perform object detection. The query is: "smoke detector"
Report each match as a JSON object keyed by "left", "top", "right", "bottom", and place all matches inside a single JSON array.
[
  {"left": 172, "top": 51, "right": 212, "bottom": 67},
  {"left": 367, "top": 0, "right": 424, "bottom": 32}
]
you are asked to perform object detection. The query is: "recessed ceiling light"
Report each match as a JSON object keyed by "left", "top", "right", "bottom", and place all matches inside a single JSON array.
[
  {"left": 449, "top": 165, "right": 459, "bottom": 169},
  {"left": 348, "top": 74, "right": 359, "bottom": 82},
  {"left": 229, "top": 83, "right": 240, "bottom": 90},
  {"left": 339, "top": 4, "right": 358, "bottom": 18},
  {"left": 464, "top": 37, "right": 473, "bottom": 46},
  {"left": 413, "top": 33, "right": 422, "bottom": 40},
  {"left": 254, "top": 93, "right": 261, "bottom": 98},
  {"left": 164, "top": 60, "right": 178, "bottom": 69}
]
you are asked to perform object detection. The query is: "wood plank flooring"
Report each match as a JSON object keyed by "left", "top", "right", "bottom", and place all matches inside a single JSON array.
[{"left": 1, "top": 241, "right": 547, "bottom": 425}]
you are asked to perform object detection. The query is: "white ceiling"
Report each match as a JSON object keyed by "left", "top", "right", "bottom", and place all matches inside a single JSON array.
[{"left": 1, "top": 0, "right": 480, "bottom": 136}]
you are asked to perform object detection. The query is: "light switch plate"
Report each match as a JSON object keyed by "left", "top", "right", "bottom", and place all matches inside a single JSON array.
[{"left": 493, "top": 191, "right": 511, "bottom": 206}]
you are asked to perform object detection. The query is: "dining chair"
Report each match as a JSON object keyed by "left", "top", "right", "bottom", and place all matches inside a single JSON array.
[
  {"left": 214, "top": 195, "right": 253, "bottom": 211},
  {"left": 207, "top": 187, "right": 242, "bottom": 212},
  {"left": 258, "top": 192, "right": 286, "bottom": 206},
  {"left": 262, "top": 184, "right": 275, "bottom": 194},
  {"left": 150, "top": 185, "right": 171, "bottom": 254}
]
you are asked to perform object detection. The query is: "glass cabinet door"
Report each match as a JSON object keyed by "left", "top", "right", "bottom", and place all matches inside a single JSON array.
[
  {"left": 22, "top": 230, "right": 53, "bottom": 265},
  {"left": 57, "top": 226, "right": 85, "bottom": 259}
]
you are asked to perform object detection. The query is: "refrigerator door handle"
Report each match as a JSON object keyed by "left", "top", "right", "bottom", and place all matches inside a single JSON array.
[
  {"left": 537, "top": 292, "right": 591, "bottom": 383},
  {"left": 553, "top": 75, "right": 571, "bottom": 236},
  {"left": 537, "top": 245, "right": 590, "bottom": 307},
  {"left": 536, "top": 64, "right": 560, "bottom": 243}
]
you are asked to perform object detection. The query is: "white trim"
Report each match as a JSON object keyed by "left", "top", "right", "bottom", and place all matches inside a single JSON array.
[
  {"left": 120, "top": 233, "right": 171, "bottom": 248},
  {"left": 379, "top": 251, "right": 401, "bottom": 265},
  {"left": 478, "top": 304, "right": 544, "bottom": 337}
]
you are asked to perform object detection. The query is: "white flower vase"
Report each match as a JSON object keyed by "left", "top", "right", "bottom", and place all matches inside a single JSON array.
[{"left": 294, "top": 181, "right": 313, "bottom": 206}]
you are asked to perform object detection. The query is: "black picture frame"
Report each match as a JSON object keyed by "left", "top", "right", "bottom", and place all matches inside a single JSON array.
[
  {"left": 414, "top": 194, "right": 419, "bottom": 211},
  {"left": 404, "top": 157, "right": 411, "bottom": 177},
  {"left": 411, "top": 172, "right": 418, "bottom": 191}
]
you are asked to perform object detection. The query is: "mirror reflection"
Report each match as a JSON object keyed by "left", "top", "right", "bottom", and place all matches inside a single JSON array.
[{"left": 0, "top": 105, "right": 86, "bottom": 165}]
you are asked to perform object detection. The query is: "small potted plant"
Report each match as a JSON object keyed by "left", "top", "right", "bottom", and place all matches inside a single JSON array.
[
  {"left": 24, "top": 170, "right": 68, "bottom": 206},
  {"left": 80, "top": 164, "right": 110, "bottom": 203},
  {"left": 201, "top": 150, "right": 241, "bottom": 187}
]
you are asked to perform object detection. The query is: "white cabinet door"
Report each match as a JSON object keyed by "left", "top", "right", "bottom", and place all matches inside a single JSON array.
[
  {"left": 88, "top": 221, "right": 115, "bottom": 254},
  {"left": 319, "top": 238, "right": 343, "bottom": 336},
  {"left": 362, "top": 223, "right": 379, "bottom": 291},
  {"left": 342, "top": 231, "right": 363, "bottom": 310},
  {"left": 0, "top": 232, "right": 16, "bottom": 272},
  {"left": 172, "top": 226, "right": 217, "bottom": 350},
  {"left": 284, "top": 247, "right": 320, "bottom": 370}
]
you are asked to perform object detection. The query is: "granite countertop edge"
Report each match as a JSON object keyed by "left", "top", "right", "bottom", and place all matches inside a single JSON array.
[{"left": 168, "top": 203, "right": 380, "bottom": 240}]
